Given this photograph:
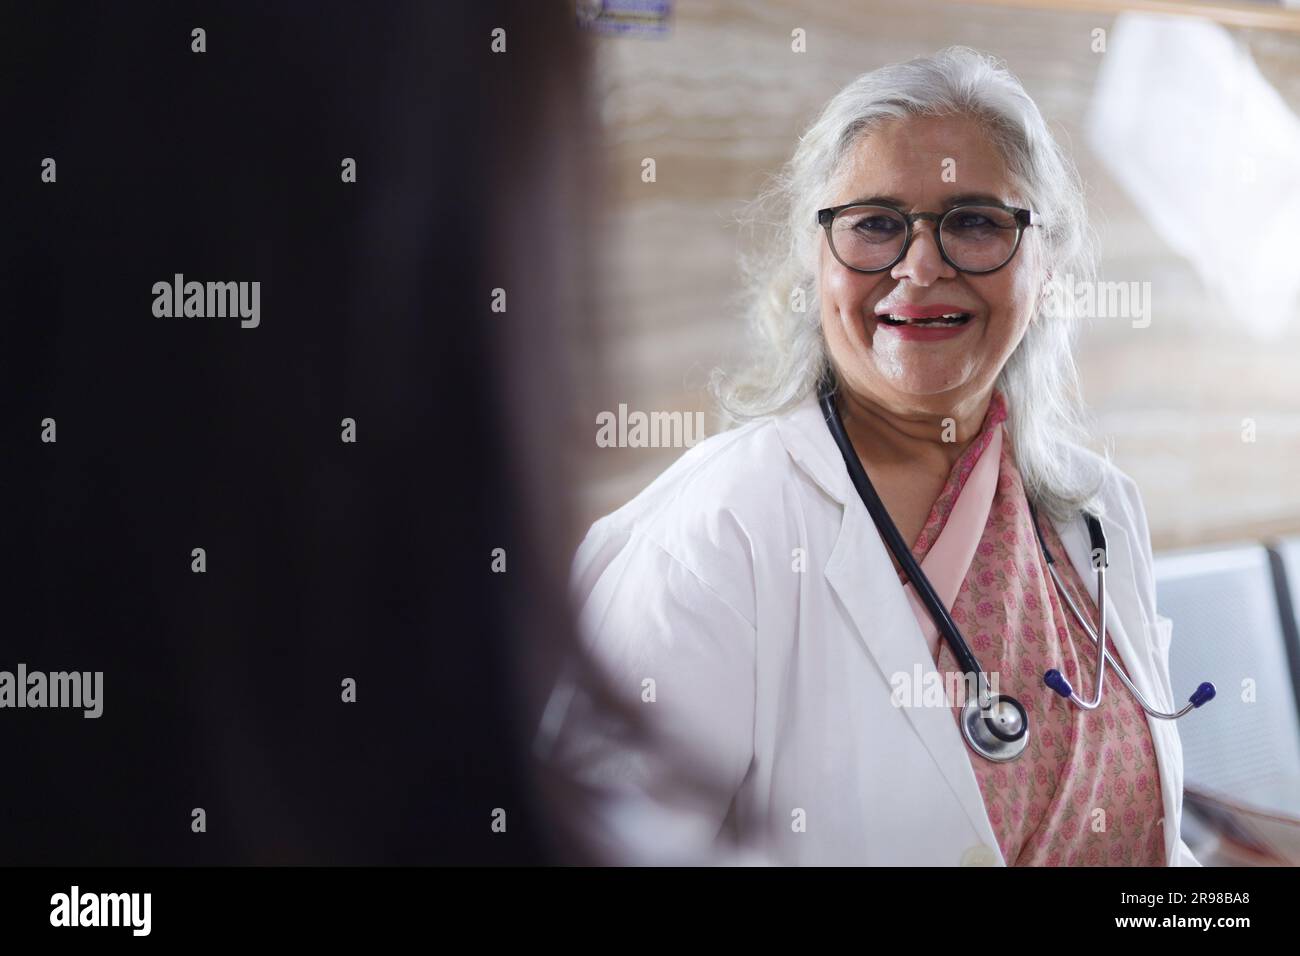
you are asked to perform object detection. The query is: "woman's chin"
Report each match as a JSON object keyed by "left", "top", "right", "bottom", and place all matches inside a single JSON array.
[{"left": 873, "top": 370, "right": 978, "bottom": 401}]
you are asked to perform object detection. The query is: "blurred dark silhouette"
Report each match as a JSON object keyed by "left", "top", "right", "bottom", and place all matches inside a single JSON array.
[{"left": 0, "top": 0, "right": 633, "bottom": 864}]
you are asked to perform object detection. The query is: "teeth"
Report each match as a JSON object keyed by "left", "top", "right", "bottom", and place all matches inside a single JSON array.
[{"left": 878, "top": 312, "right": 971, "bottom": 324}]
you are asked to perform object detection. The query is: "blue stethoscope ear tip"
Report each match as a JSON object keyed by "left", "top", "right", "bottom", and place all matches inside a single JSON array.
[
  {"left": 1190, "top": 682, "right": 1216, "bottom": 708},
  {"left": 1043, "top": 669, "right": 1073, "bottom": 699}
]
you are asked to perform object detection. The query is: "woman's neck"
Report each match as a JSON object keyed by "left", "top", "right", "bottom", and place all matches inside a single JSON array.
[{"left": 837, "top": 386, "right": 994, "bottom": 474}]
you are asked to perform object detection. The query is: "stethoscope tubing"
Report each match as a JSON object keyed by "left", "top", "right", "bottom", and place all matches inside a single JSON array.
[
  {"left": 817, "top": 375, "right": 1213, "bottom": 730},
  {"left": 1049, "top": 559, "right": 1109, "bottom": 711},
  {"left": 819, "top": 379, "right": 987, "bottom": 691},
  {"left": 1046, "top": 562, "right": 1202, "bottom": 719}
]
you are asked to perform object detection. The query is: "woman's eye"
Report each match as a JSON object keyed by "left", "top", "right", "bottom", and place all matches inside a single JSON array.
[{"left": 855, "top": 217, "right": 900, "bottom": 233}]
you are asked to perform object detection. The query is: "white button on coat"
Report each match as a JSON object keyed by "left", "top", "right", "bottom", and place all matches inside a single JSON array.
[
  {"left": 546, "top": 395, "right": 1201, "bottom": 867},
  {"left": 960, "top": 845, "right": 1000, "bottom": 867}
]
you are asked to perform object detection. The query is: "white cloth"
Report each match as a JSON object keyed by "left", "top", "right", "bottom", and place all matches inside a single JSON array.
[{"left": 542, "top": 394, "right": 1201, "bottom": 866}]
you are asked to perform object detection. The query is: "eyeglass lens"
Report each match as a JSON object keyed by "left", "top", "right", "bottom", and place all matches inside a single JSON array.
[{"left": 828, "top": 205, "right": 1021, "bottom": 273}]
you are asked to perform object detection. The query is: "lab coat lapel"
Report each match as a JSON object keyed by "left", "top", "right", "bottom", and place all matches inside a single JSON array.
[
  {"left": 778, "top": 396, "right": 1003, "bottom": 857},
  {"left": 823, "top": 502, "right": 1006, "bottom": 855},
  {"left": 1052, "top": 506, "right": 1183, "bottom": 864}
]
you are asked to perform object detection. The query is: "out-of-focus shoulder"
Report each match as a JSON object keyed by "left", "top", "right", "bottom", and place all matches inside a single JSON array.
[
  {"left": 573, "top": 408, "right": 824, "bottom": 627},
  {"left": 587, "top": 413, "right": 809, "bottom": 542}
]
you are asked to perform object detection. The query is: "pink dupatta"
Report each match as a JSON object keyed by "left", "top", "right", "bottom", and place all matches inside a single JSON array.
[{"left": 900, "top": 390, "right": 1167, "bottom": 866}]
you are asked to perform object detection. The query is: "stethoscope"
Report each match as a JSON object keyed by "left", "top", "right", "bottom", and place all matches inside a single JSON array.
[{"left": 818, "top": 379, "right": 1215, "bottom": 763}]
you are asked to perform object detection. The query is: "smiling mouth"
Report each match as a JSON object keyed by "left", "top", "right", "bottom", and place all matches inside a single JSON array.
[{"left": 875, "top": 312, "right": 974, "bottom": 328}]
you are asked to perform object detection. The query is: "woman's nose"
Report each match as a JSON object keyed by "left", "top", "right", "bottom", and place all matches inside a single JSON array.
[{"left": 890, "top": 222, "right": 957, "bottom": 285}]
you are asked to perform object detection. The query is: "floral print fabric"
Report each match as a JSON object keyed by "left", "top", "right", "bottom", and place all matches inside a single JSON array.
[{"left": 905, "top": 390, "right": 1166, "bottom": 866}]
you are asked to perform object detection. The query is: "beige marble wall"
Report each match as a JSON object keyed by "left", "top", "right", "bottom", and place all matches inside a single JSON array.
[{"left": 572, "top": 0, "right": 1300, "bottom": 552}]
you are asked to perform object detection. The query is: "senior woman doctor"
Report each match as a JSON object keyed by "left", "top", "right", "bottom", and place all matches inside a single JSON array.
[{"left": 541, "top": 47, "right": 1203, "bottom": 867}]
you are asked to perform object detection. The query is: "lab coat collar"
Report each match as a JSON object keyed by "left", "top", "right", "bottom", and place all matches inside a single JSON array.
[{"left": 774, "top": 392, "right": 1182, "bottom": 866}]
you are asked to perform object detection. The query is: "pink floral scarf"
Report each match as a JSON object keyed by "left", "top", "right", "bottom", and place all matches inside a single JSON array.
[{"left": 901, "top": 390, "right": 1166, "bottom": 866}]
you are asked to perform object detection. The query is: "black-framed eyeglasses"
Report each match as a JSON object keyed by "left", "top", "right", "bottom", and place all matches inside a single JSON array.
[{"left": 816, "top": 201, "right": 1038, "bottom": 275}]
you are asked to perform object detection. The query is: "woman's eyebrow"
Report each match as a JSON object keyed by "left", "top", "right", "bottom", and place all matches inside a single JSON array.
[
  {"left": 943, "top": 192, "right": 1009, "bottom": 207},
  {"left": 843, "top": 194, "right": 908, "bottom": 207},
  {"left": 842, "top": 192, "right": 1010, "bottom": 209}
]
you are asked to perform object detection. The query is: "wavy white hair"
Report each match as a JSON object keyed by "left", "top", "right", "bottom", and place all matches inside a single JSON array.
[{"left": 711, "top": 46, "right": 1108, "bottom": 523}]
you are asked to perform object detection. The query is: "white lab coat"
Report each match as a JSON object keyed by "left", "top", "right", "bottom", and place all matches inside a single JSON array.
[{"left": 547, "top": 393, "right": 1201, "bottom": 866}]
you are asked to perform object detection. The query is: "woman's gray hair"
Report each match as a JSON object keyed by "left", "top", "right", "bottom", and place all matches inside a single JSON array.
[{"left": 711, "top": 46, "right": 1108, "bottom": 522}]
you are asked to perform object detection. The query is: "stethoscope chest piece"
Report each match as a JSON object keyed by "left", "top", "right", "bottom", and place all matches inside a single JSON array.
[{"left": 960, "top": 693, "right": 1029, "bottom": 763}]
